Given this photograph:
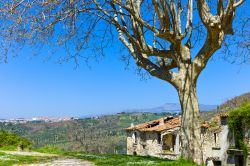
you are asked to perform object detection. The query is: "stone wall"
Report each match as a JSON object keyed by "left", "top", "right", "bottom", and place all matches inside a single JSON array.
[
  {"left": 201, "top": 125, "right": 235, "bottom": 166},
  {"left": 127, "top": 129, "right": 181, "bottom": 160},
  {"left": 127, "top": 131, "right": 162, "bottom": 157},
  {"left": 127, "top": 126, "right": 232, "bottom": 165}
]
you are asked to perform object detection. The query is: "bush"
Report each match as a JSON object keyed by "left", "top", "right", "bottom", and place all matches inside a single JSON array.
[
  {"left": 0, "top": 129, "right": 32, "bottom": 150},
  {"left": 228, "top": 103, "right": 250, "bottom": 156}
]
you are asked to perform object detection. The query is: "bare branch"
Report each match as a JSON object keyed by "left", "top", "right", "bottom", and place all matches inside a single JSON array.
[
  {"left": 217, "top": 0, "right": 223, "bottom": 17},
  {"left": 196, "top": 0, "right": 213, "bottom": 26},
  {"left": 233, "top": 0, "right": 245, "bottom": 8}
]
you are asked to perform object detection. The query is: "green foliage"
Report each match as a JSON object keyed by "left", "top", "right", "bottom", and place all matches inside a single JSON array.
[
  {"left": 64, "top": 152, "right": 199, "bottom": 166},
  {"left": 0, "top": 130, "right": 32, "bottom": 150},
  {"left": 228, "top": 103, "right": 250, "bottom": 156}
]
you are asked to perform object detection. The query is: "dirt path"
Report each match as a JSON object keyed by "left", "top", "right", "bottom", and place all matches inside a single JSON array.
[
  {"left": 19, "top": 158, "right": 96, "bottom": 166},
  {"left": 0, "top": 151, "right": 96, "bottom": 166},
  {"left": 0, "top": 150, "right": 58, "bottom": 157}
]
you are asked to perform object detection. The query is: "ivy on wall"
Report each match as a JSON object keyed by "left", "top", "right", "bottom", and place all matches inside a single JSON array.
[{"left": 228, "top": 103, "right": 250, "bottom": 156}]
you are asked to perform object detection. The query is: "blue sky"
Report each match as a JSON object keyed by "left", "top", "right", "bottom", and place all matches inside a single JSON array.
[
  {"left": 0, "top": 46, "right": 249, "bottom": 119},
  {"left": 0, "top": 2, "right": 249, "bottom": 119}
]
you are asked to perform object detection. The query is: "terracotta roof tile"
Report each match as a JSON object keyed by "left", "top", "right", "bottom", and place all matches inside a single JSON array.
[
  {"left": 126, "top": 112, "right": 229, "bottom": 132},
  {"left": 125, "top": 116, "right": 181, "bottom": 132}
]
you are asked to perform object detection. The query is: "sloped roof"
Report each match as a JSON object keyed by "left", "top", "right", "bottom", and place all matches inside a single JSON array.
[{"left": 125, "top": 116, "right": 181, "bottom": 132}]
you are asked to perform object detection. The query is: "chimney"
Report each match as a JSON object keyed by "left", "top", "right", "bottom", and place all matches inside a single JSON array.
[
  {"left": 130, "top": 123, "right": 134, "bottom": 127},
  {"left": 159, "top": 118, "right": 165, "bottom": 125}
]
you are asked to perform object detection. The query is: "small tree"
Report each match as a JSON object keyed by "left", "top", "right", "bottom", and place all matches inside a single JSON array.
[
  {"left": 228, "top": 103, "right": 250, "bottom": 156},
  {"left": 0, "top": 130, "right": 32, "bottom": 149},
  {"left": 0, "top": 0, "right": 248, "bottom": 164}
]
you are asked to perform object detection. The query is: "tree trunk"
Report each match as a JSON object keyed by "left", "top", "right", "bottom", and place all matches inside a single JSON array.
[{"left": 177, "top": 75, "right": 203, "bottom": 164}]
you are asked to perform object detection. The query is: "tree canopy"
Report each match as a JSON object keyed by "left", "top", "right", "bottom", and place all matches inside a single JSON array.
[{"left": 0, "top": 0, "right": 249, "bottom": 67}]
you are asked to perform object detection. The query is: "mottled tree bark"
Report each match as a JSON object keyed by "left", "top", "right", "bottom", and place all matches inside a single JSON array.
[{"left": 177, "top": 72, "right": 202, "bottom": 164}]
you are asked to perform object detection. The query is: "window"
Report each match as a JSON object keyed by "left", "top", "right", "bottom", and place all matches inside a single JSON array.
[
  {"left": 220, "top": 117, "right": 228, "bottom": 125},
  {"left": 134, "top": 132, "right": 137, "bottom": 144},
  {"left": 141, "top": 132, "right": 146, "bottom": 142},
  {"left": 214, "top": 133, "right": 217, "bottom": 145},
  {"left": 213, "top": 161, "right": 221, "bottom": 166},
  {"left": 162, "top": 134, "right": 174, "bottom": 152},
  {"left": 157, "top": 133, "right": 161, "bottom": 144}
]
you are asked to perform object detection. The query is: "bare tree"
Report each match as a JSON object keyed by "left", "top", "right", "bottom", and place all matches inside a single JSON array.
[{"left": 0, "top": 0, "right": 247, "bottom": 164}]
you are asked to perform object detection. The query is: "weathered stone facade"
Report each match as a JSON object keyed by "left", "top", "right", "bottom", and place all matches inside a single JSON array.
[
  {"left": 126, "top": 117, "right": 181, "bottom": 160},
  {"left": 201, "top": 125, "right": 233, "bottom": 166},
  {"left": 126, "top": 115, "right": 250, "bottom": 166},
  {"left": 127, "top": 128, "right": 181, "bottom": 159},
  {"left": 127, "top": 131, "right": 162, "bottom": 157}
]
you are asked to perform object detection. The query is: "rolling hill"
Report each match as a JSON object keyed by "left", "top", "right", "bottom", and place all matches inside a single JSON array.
[
  {"left": 0, "top": 92, "right": 248, "bottom": 154},
  {"left": 0, "top": 112, "right": 173, "bottom": 154}
]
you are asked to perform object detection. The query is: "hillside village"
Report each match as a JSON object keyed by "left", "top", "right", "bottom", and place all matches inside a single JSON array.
[{"left": 0, "top": 117, "right": 76, "bottom": 124}]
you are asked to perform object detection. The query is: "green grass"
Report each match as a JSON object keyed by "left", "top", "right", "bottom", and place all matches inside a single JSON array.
[
  {"left": 33, "top": 146, "right": 199, "bottom": 166},
  {"left": 65, "top": 152, "right": 199, "bottom": 166},
  {"left": 34, "top": 145, "right": 64, "bottom": 155},
  {"left": 0, "top": 146, "right": 17, "bottom": 151},
  {"left": 0, "top": 152, "right": 51, "bottom": 166},
  {"left": 0, "top": 145, "right": 200, "bottom": 166},
  {"left": 0, "top": 150, "right": 199, "bottom": 166}
]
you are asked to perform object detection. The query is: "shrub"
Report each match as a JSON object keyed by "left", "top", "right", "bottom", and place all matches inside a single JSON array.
[
  {"left": 0, "top": 129, "right": 32, "bottom": 149},
  {"left": 228, "top": 103, "right": 250, "bottom": 156}
]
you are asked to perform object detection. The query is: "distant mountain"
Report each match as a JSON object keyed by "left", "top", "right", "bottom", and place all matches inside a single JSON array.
[{"left": 125, "top": 103, "right": 217, "bottom": 113}]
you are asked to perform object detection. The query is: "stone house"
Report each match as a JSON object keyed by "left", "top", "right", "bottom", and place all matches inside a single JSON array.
[
  {"left": 125, "top": 114, "right": 250, "bottom": 166},
  {"left": 126, "top": 116, "right": 181, "bottom": 160}
]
